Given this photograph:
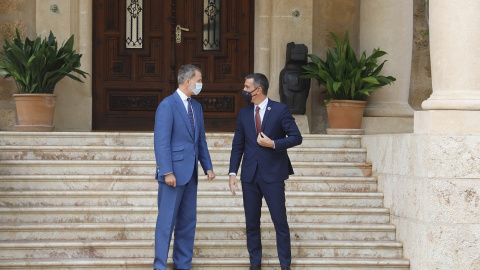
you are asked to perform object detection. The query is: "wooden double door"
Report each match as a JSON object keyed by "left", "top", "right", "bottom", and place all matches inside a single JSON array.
[{"left": 93, "top": 0, "right": 253, "bottom": 131}]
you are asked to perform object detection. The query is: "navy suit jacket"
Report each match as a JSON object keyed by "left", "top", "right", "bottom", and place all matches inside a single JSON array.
[
  {"left": 154, "top": 91, "right": 213, "bottom": 186},
  {"left": 229, "top": 99, "right": 302, "bottom": 183}
]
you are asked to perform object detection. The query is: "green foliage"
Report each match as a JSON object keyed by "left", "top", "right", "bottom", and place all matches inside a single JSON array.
[
  {"left": 0, "top": 29, "right": 88, "bottom": 94},
  {"left": 301, "top": 30, "right": 396, "bottom": 104}
]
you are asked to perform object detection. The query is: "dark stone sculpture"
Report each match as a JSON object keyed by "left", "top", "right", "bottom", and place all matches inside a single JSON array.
[{"left": 279, "top": 42, "right": 310, "bottom": 115}]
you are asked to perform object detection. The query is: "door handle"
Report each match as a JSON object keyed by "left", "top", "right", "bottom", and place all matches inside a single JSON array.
[{"left": 176, "top": 25, "right": 190, "bottom": 43}]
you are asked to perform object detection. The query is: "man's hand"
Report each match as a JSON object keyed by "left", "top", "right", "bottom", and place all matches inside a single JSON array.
[
  {"left": 206, "top": 170, "right": 216, "bottom": 180},
  {"left": 257, "top": 132, "right": 274, "bottom": 148},
  {"left": 165, "top": 173, "right": 176, "bottom": 187},
  {"left": 229, "top": 174, "right": 239, "bottom": 196}
]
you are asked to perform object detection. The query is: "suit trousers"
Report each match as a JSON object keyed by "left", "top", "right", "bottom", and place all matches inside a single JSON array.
[
  {"left": 241, "top": 168, "right": 291, "bottom": 267},
  {"left": 153, "top": 170, "right": 197, "bottom": 270}
]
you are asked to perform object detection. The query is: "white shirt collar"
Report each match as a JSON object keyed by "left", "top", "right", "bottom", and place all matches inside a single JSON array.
[
  {"left": 255, "top": 97, "right": 269, "bottom": 111},
  {"left": 176, "top": 89, "right": 189, "bottom": 101}
]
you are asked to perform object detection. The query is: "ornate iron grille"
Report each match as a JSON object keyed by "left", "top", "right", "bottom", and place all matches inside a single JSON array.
[
  {"left": 203, "top": 0, "right": 221, "bottom": 50},
  {"left": 126, "top": 0, "right": 143, "bottom": 48}
]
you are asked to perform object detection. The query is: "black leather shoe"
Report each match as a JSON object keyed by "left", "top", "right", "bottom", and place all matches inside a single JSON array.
[
  {"left": 281, "top": 267, "right": 291, "bottom": 270},
  {"left": 249, "top": 266, "right": 261, "bottom": 270}
]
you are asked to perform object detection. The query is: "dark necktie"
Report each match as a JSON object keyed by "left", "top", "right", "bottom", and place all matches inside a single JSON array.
[
  {"left": 187, "top": 98, "right": 195, "bottom": 136},
  {"left": 255, "top": 106, "right": 261, "bottom": 136}
]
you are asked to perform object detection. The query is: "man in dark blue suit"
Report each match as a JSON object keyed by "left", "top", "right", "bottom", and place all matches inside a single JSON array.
[
  {"left": 153, "top": 64, "right": 216, "bottom": 270},
  {"left": 229, "top": 73, "right": 302, "bottom": 270}
]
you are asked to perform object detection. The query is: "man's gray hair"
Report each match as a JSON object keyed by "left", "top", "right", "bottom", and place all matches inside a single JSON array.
[{"left": 178, "top": 64, "right": 201, "bottom": 85}]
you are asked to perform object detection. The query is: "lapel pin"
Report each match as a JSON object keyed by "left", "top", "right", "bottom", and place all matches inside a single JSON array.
[{"left": 268, "top": 107, "right": 271, "bottom": 110}]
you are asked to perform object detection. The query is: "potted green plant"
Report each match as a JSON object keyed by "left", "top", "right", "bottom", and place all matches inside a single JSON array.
[
  {"left": 301, "top": 30, "right": 396, "bottom": 133},
  {"left": 0, "top": 29, "right": 88, "bottom": 131}
]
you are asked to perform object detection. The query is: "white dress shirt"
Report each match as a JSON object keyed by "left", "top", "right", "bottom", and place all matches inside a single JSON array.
[
  {"left": 254, "top": 97, "right": 269, "bottom": 127},
  {"left": 176, "top": 89, "right": 195, "bottom": 123}
]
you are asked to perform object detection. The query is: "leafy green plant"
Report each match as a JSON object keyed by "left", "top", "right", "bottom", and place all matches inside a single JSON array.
[
  {"left": 0, "top": 29, "right": 88, "bottom": 94},
  {"left": 301, "top": 30, "right": 396, "bottom": 104}
]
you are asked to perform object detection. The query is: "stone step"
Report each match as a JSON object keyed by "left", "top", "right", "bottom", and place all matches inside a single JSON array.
[
  {"left": 0, "top": 239, "right": 404, "bottom": 260},
  {"left": 0, "top": 160, "right": 372, "bottom": 177},
  {"left": 0, "top": 257, "right": 410, "bottom": 270},
  {"left": 0, "top": 132, "right": 362, "bottom": 148},
  {"left": 0, "top": 146, "right": 367, "bottom": 163},
  {"left": 0, "top": 206, "right": 390, "bottom": 224},
  {"left": 0, "top": 222, "right": 397, "bottom": 241},
  {"left": 0, "top": 190, "right": 384, "bottom": 207},
  {"left": 0, "top": 175, "right": 378, "bottom": 192}
]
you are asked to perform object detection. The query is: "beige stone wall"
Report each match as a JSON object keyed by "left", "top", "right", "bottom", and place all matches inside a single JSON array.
[
  {"left": 0, "top": 0, "right": 36, "bottom": 131},
  {"left": 35, "top": 0, "right": 93, "bottom": 131},
  {"left": 254, "top": 1, "right": 314, "bottom": 102},
  {"left": 363, "top": 134, "right": 480, "bottom": 269}
]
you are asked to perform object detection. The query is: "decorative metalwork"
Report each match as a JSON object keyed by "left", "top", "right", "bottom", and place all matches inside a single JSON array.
[
  {"left": 203, "top": 0, "right": 220, "bottom": 50},
  {"left": 126, "top": 0, "right": 143, "bottom": 48},
  {"left": 176, "top": 25, "right": 190, "bottom": 43},
  {"left": 111, "top": 95, "right": 157, "bottom": 110},
  {"left": 194, "top": 96, "right": 235, "bottom": 112}
]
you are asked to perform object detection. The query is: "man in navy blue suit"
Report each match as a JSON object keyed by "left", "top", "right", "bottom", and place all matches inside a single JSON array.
[
  {"left": 229, "top": 73, "right": 302, "bottom": 270},
  {"left": 153, "top": 64, "right": 215, "bottom": 270}
]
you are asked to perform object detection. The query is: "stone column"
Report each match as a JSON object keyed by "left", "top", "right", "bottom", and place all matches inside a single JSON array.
[
  {"left": 415, "top": 0, "right": 480, "bottom": 133},
  {"left": 359, "top": 0, "right": 414, "bottom": 134}
]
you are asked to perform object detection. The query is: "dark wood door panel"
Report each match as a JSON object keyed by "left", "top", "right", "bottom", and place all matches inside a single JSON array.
[
  {"left": 175, "top": 0, "right": 252, "bottom": 131},
  {"left": 93, "top": 0, "right": 171, "bottom": 131},
  {"left": 93, "top": 0, "right": 253, "bottom": 131}
]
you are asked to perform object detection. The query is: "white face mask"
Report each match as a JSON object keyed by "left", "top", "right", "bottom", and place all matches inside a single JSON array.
[{"left": 191, "top": 83, "right": 203, "bottom": 95}]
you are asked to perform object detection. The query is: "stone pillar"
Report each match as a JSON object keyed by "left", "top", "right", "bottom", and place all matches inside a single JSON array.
[
  {"left": 379, "top": 2, "right": 480, "bottom": 269},
  {"left": 415, "top": 0, "right": 480, "bottom": 134},
  {"left": 359, "top": 0, "right": 414, "bottom": 134}
]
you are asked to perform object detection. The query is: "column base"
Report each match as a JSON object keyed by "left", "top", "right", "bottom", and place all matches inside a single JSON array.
[
  {"left": 293, "top": 114, "right": 310, "bottom": 134},
  {"left": 421, "top": 91, "right": 480, "bottom": 110},
  {"left": 361, "top": 117, "right": 413, "bottom": 134},
  {"left": 415, "top": 110, "right": 480, "bottom": 134}
]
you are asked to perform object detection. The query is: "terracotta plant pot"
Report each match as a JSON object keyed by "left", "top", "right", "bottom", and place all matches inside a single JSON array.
[
  {"left": 14, "top": 94, "right": 57, "bottom": 131},
  {"left": 326, "top": 100, "right": 366, "bottom": 134}
]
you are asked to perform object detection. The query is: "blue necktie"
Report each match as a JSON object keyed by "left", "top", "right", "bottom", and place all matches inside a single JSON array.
[{"left": 187, "top": 98, "right": 195, "bottom": 136}]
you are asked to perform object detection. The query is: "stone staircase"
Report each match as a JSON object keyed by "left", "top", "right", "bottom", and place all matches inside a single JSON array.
[{"left": 0, "top": 132, "right": 410, "bottom": 270}]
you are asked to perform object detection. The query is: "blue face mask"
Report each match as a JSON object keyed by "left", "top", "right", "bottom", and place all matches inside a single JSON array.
[
  {"left": 191, "top": 83, "right": 202, "bottom": 95},
  {"left": 242, "top": 87, "right": 259, "bottom": 103}
]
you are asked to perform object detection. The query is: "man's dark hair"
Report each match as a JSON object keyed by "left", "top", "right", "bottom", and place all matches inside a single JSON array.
[
  {"left": 178, "top": 64, "right": 202, "bottom": 85},
  {"left": 245, "top": 73, "right": 269, "bottom": 95}
]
